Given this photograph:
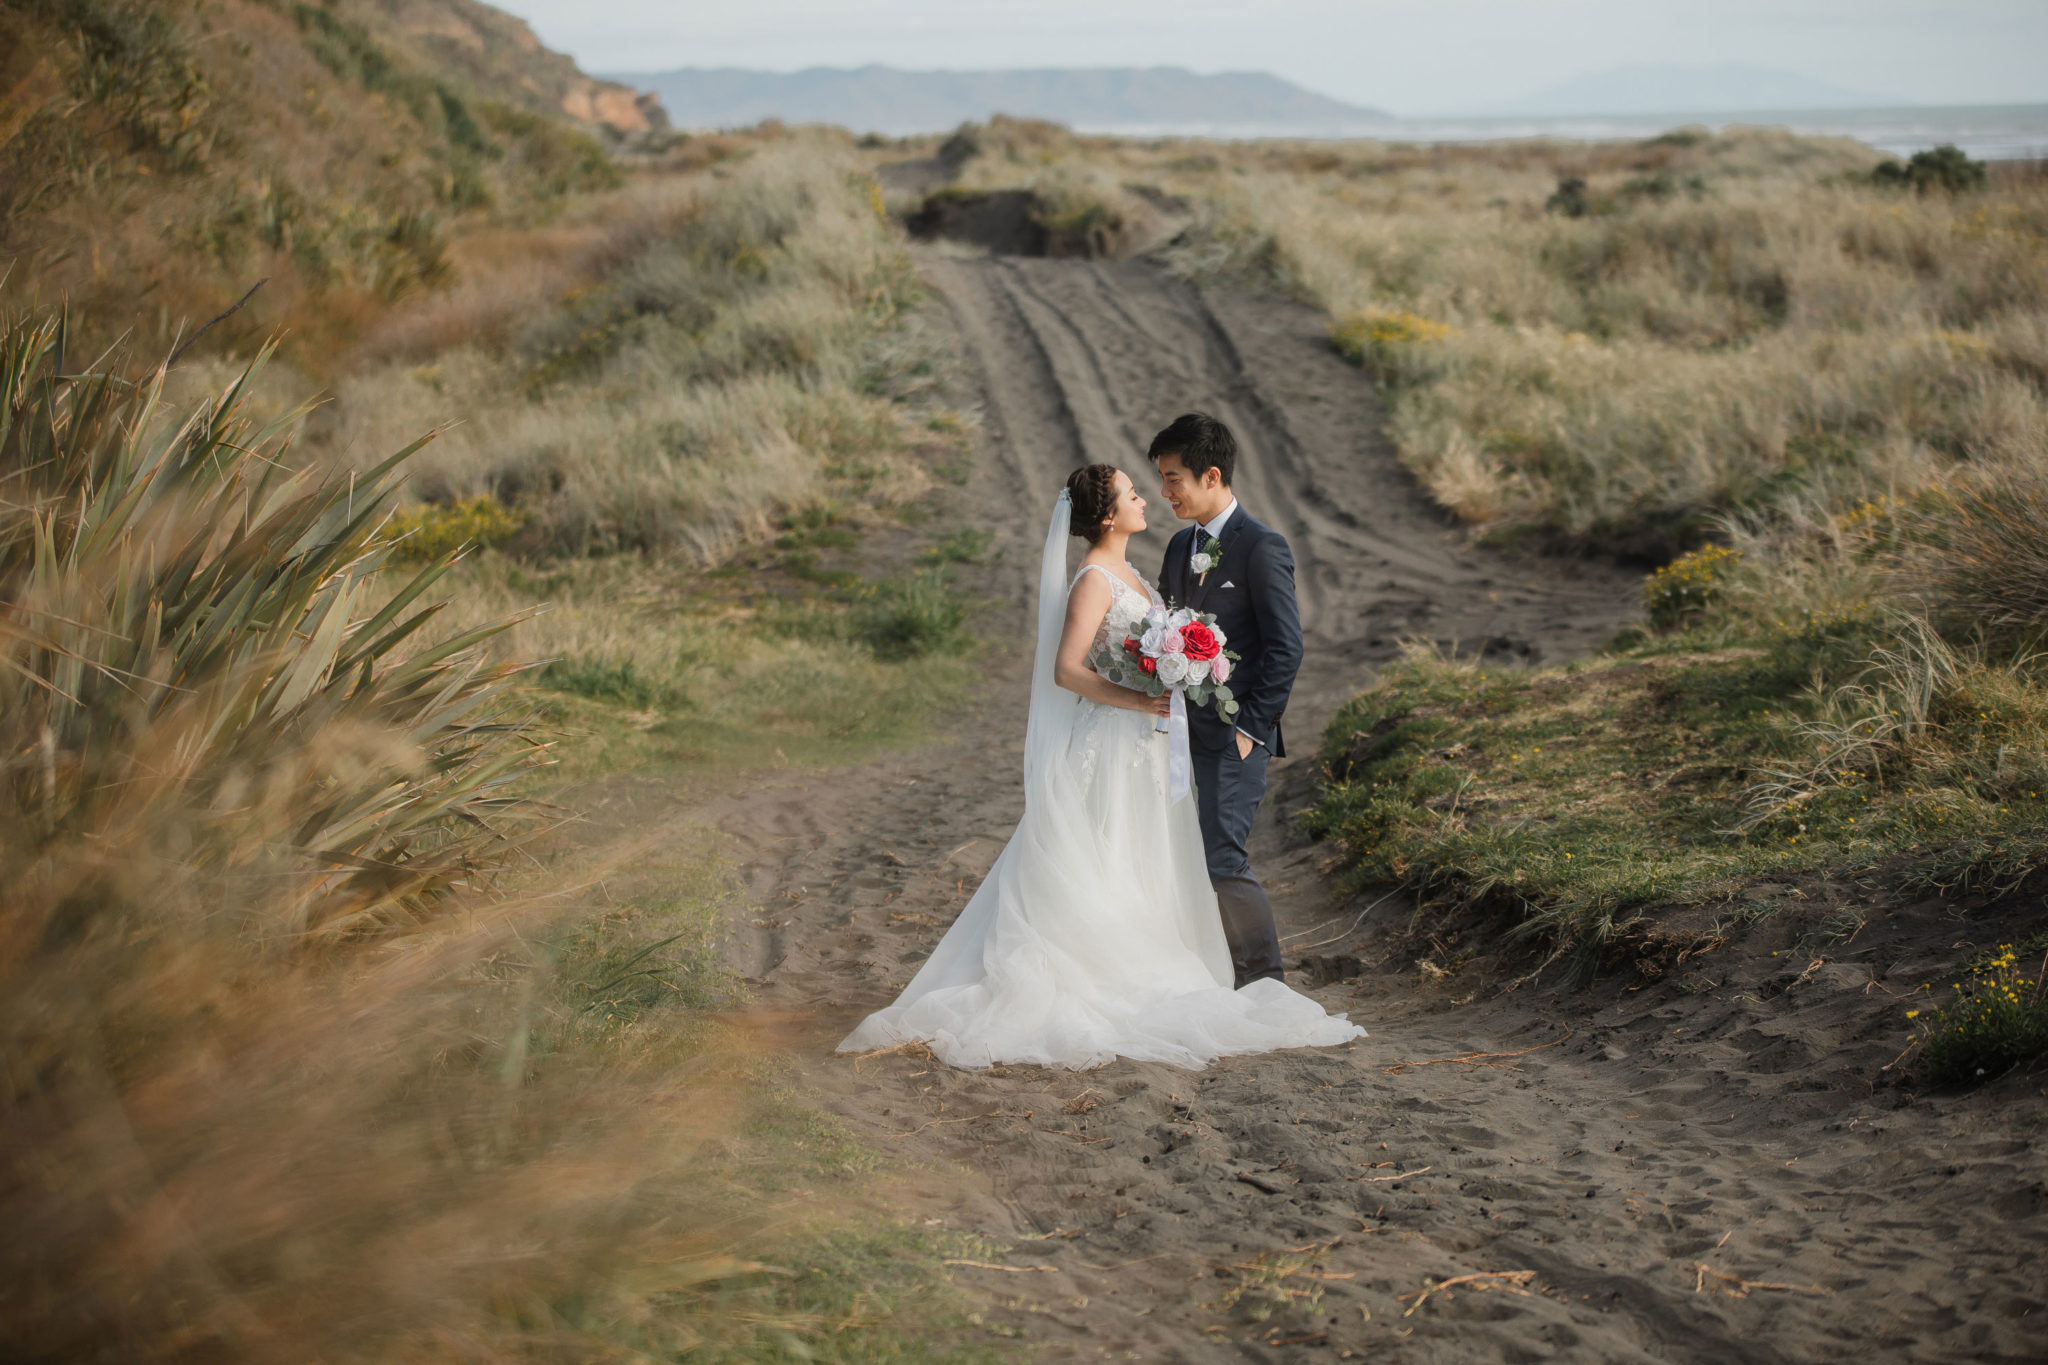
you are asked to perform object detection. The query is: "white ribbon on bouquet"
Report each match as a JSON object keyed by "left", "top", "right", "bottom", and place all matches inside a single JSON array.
[{"left": 1157, "top": 688, "right": 1191, "bottom": 804}]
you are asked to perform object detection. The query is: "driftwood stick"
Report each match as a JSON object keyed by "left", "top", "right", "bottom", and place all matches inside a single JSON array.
[
  {"left": 1399, "top": 1269, "right": 1537, "bottom": 1317},
  {"left": 1346, "top": 1164, "right": 1432, "bottom": 1184},
  {"left": 1382, "top": 1031, "right": 1571, "bottom": 1074},
  {"left": 1690, "top": 1262, "right": 1832, "bottom": 1298}
]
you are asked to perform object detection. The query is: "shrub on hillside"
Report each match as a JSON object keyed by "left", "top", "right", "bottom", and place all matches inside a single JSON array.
[
  {"left": 1329, "top": 309, "right": 1458, "bottom": 384},
  {"left": 1546, "top": 175, "right": 1590, "bottom": 218},
  {"left": 1912, "top": 944, "right": 2048, "bottom": 1085},
  {"left": 1871, "top": 144, "right": 1988, "bottom": 195},
  {"left": 1644, "top": 544, "right": 1741, "bottom": 628},
  {"left": 380, "top": 493, "right": 527, "bottom": 561}
]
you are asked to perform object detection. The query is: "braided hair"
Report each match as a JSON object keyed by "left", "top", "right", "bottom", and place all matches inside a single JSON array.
[{"left": 1064, "top": 464, "right": 1121, "bottom": 544}]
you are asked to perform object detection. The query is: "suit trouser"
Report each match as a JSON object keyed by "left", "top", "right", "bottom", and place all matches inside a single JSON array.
[{"left": 1190, "top": 739, "right": 1285, "bottom": 988}]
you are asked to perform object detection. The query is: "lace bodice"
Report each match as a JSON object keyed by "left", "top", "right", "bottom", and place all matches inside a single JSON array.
[{"left": 1074, "top": 563, "right": 1160, "bottom": 650}]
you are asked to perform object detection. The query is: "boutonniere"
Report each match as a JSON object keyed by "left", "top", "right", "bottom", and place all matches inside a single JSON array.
[{"left": 1191, "top": 532, "right": 1223, "bottom": 585}]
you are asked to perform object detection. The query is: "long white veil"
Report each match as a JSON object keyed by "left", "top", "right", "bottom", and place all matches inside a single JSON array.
[{"left": 1022, "top": 489, "right": 1080, "bottom": 804}]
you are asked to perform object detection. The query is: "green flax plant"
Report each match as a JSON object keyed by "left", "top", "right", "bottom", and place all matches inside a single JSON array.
[
  {"left": 0, "top": 306, "right": 586, "bottom": 1359},
  {"left": 1, "top": 307, "right": 543, "bottom": 940}
]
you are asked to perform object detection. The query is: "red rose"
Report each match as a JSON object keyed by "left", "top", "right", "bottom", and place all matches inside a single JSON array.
[
  {"left": 1179, "top": 622, "right": 1220, "bottom": 663},
  {"left": 1123, "top": 636, "right": 1141, "bottom": 655},
  {"left": 1138, "top": 656, "right": 1157, "bottom": 676}
]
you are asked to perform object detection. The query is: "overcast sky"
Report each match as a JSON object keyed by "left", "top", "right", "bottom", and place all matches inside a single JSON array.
[{"left": 490, "top": 0, "right": 2048, "bottom": 115}]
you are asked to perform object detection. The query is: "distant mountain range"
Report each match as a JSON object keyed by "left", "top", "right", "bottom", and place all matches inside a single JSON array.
[
  {"left": 605, "top": 65, "right": 1392, "bottom": 136},
  {"left": 1490, "top": 63, "right": 1909, "bottom": 116}
]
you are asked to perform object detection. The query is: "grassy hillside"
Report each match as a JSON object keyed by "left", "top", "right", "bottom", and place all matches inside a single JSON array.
[{"left": 0, "top": 0, "right": 633, "bottom": 364}]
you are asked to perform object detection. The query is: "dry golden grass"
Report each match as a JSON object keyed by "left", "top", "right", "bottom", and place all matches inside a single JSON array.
[{"left": 324, "top": 136, "right": 938, "bottom": 562}]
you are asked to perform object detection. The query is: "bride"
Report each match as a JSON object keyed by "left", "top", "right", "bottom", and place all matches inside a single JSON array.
[{"left": 838, "top": 465, "right": 1364, "bottom": 1070}]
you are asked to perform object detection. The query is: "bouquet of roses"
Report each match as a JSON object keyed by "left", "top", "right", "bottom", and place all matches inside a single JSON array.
[{"left": 1088, "top": 604, "right": 1239, "bottom": 728}]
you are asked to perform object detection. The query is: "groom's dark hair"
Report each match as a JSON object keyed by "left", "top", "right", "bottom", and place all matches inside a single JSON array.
[{"left": 1146, "top": 412, "right": 1237, "bottom": 487}]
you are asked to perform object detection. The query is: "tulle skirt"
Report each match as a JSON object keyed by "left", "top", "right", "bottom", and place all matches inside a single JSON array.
[{"left": 837, "top": 699, "right": 1365, "bottom": 1070}]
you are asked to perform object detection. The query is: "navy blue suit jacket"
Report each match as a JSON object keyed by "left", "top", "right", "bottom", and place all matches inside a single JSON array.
[{"left": 1159, "top": 509, "right": 1302, "bottom": 759}]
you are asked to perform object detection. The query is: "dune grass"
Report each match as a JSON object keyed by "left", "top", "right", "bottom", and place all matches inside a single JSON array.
[
  {"left": 912, "top": 121, "right": 2048, "bottom": 562},
  {"left": 0, "top": 309, "right": 615, "bottom": 1358},
  {"left": 1161, "top": 133, "right": 2047, "bottom": 558},
  {"left": 1308, "top": 474, "right": 2048, "bottom": 1017},
  {"left": 322, "top": 136, "right": 948, "bottom": 561},
  {"left": 1307, "top": 628, "right": 2048, "bottom": 980},
  {"left": 163, "top": 130, "right": 989, "bottom": 785},
  {"left": 441, "top": 547, "right": 978, "bottom": 782}
]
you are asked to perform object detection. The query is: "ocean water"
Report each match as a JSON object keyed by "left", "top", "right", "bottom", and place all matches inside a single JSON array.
[{"left": 1079, "top": 105, "right": 2048, "bottom": 162}]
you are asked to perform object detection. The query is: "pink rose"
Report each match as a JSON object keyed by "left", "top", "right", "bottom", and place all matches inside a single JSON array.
[{"left": 1209, "top": 654, "right": 1231, "bottom": 684}]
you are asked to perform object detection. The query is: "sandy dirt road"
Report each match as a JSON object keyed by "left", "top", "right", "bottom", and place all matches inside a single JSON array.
[{"left": 704, "top": 255, "right": 2045, "bottom": 1362}]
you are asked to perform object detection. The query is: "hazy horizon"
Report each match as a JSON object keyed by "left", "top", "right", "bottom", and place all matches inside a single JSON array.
[{"left": 493, "top": 0, "right": 2048, "bottom": 118}]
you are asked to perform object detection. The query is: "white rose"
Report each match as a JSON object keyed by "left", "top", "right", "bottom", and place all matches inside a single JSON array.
[
  {"left": 1156, "top": 652, "right": 1191, "bottom": 686},
  {"left": 1144, "top": 606, "right": 1168, "bottom": 629},
  {"left": 1139, "top": 624, "right": 1166, "bottom": 654},
  {"left": 1184, "top": 656, "right": 1211, "bottom": 685},
  {"left": 1167, "top": 608, "right": 1195, "bottom": 629},
  {"left": 1190, "top": 552, "right": 1214, "bottom": 574}
]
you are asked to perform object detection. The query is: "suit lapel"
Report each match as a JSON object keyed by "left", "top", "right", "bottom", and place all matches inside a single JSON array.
[{"left": 1165, "top": 526, "right": 1193, "bottom": 606}]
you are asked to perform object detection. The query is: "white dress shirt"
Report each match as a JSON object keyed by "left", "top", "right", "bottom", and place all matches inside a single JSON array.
[
  {"left": 1190, "top": 499, "right": 1238, "bottom": 567},
  {"left": 1188, "top": 500, "right": 1262, "bottom": 752}
]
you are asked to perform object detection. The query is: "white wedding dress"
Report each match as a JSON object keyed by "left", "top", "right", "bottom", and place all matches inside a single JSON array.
[{"left": 837, "top": 490, "right": 1365, "bottom": 1071}]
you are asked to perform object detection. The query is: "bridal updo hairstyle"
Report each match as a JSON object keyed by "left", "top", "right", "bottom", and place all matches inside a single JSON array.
[
  {"left": 1064, "top": 464, "right": 1121, "bottom": 544},
  {"left": 1145, "top": 411, "right": 1237, "bottom": 486}
]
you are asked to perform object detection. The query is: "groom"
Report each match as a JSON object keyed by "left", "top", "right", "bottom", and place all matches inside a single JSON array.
[{"left": 1149, "top": 413, "right": 1302, "bottom": 990}]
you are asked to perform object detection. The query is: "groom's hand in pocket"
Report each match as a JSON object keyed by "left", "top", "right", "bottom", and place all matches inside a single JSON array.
[{"left": 1236, "top": 731, "right": 1255, "bottom": 760}]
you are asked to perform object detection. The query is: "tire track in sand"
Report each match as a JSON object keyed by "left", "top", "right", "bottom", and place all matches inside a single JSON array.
[{"left": 709, "top": 257, "right": 2035, "bottom": 1362}]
